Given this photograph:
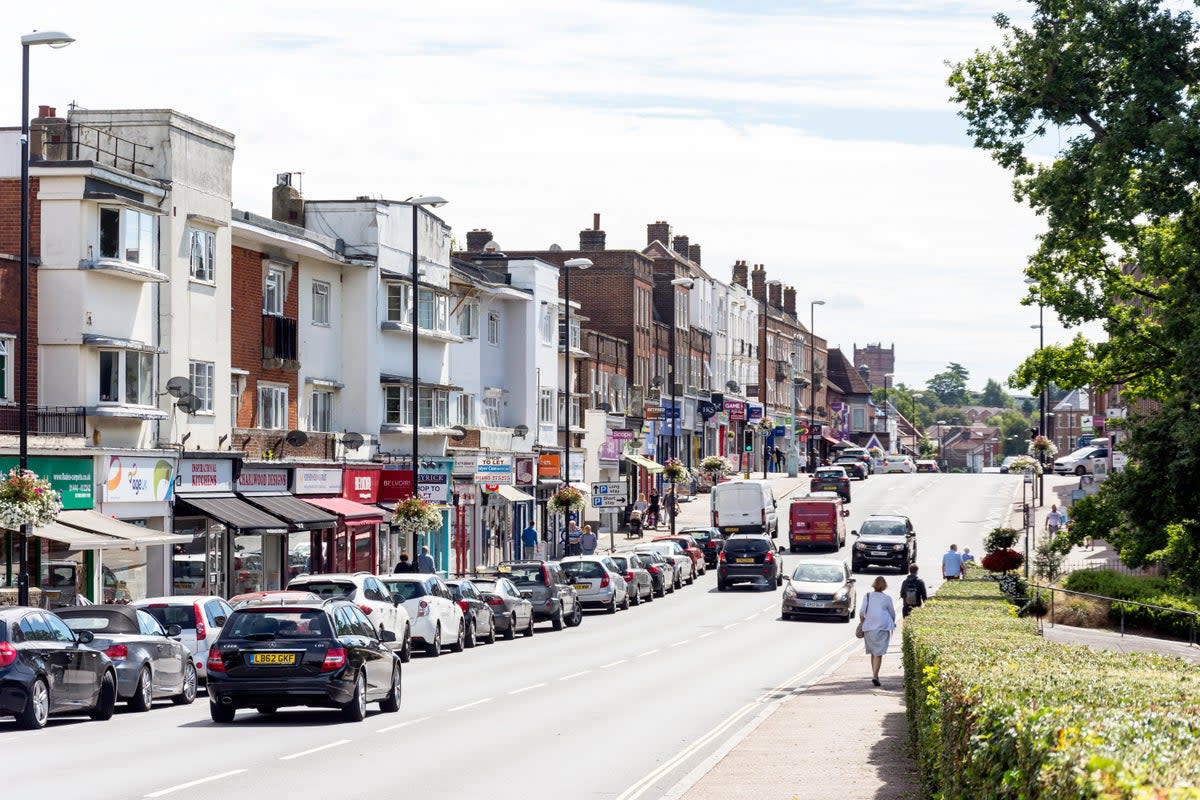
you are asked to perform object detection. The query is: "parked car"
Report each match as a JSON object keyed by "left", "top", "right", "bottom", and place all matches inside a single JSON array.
[
  {"left": 833, "top": 456, "right": 869, "bottom": 480},
  {"left": 788, "top": 494, "right": 848, "bottom": 552},
  {"left": 445, "top": 579, "right": 497, "bottom": 647},
  {"left": 710, "top": 479, "right": 779, "bottom": 538},
  {"left": 497, "top": 560, "right": 582, "bottom": 630},
  {"left": 286, "top": 573, "right": 411, "bottom": 662},
  {"left": 781, "top": 559, "right": 857, "bottom": 622},
  {"left": 56, "top": 605, "right": 196, "bottom": 710},
  {"left": 652, "top": 534, "right": 706, "bottom": 576},
  {"left": 379, "top": 574, "right": 465, "bottom": 657},
  {"left": 635, "top": 542, "right": 694, "bottom": 587},
  {"left": 999, "top": 455, "right": 1019, "bottom": 474},
  {"left": 718, "top": 534, "right": 783, "bottom": 591},
  {"left": 133, "top": 595, "right": 233, "bottom": 685},
  {"left": 680, "top": 526, "right": 724, "bottom": 568},
  {"left": 470, "top": 577, "right": 535, "bottom": 640},
  {"left": 914, "top": 459, "right": 939, "bottom": 473},
  {"left": 838, "top": 447, "right": 875, "bottom": 475},
  {"left": 851, "top": 515, "right": 917, "bottom": 573},
  {"left": 629, "top": 550, "right": 675, "bottom": 597},
  {"left": 809, "top": 466, "right": 852, "bottom": 502},
  {"left": 226, "top": 590, "right": 321, "bottom": 609},
  {"left": 1053, "top": 440, "right": 1109, "bottom": 475},
  {"left": 560, "top": 556, "right": 629, "bottom": 613},
  {"left": 609, "top": 554, "right": 654, "bottom": 604},
  {"left": 206, "top": 600, "right": 401, "bottom": 723},
  {"left": 0, "top": 606, "right": 117, "bottom": 729}
]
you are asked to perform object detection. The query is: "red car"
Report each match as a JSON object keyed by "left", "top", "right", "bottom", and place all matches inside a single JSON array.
[{"left": 652, "top": 535, "right": 706, "bottom": 577}]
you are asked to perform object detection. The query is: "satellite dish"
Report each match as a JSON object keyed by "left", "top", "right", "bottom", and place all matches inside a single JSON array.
[
  {"left": 285, "top": 430, "right": 309, "bottom": 447},
  {"left": 513, "top": 424, "right": 529, "bottom": 437},
  {"left": 449, "top": 425, "right": 468, "bottom": 441},
  {"left": 175, "top": 393, "right": 199, "bottom": 414},
  {"left": 725, "top": 380, "right": 740, "bottom": 393},
  {"left": 165, "top": 376, "right": 192, "bottom": 399},
  {"left": 651, "top": 375, "right": 664, "bottom": 388},
  {"left": 596, "top": 402, "right": 612, "bottom": 413},
  {"left": 340, "top": 431, "right": 365, "bottom": 450},
  {"left": 548, "top": 243, "right": 563, "bottom": 252}
]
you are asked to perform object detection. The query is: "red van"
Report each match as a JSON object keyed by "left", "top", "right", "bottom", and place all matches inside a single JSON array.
[{"left": 788, "top": 495, "right": 848, "bottom": 552}]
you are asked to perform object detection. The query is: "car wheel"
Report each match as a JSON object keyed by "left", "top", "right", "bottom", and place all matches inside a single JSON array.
[
  {"left": 607, "top": 596, "right": 617, "bottom": 614},
  {"left": 776, "top": 572, "right": 784, "bottom": 588},
  {"left": 399, "top": 626, "right": 412, "bottom": 664},
  {"left": 782, "top": 612, "right": 793, "bottom": 621},
  {"left": 630, "top": 587, "right": 640, "bottom": 607},
  {"left": 621, "top": 591, "right": 630, "bottom": 610},
  {"left": 173, "top": 661, "right": 197, "bottom": 705},
  {"left": 341, "top": 670, "right": 367, "bottom": 722},
  {"left": 644, "top": 584, "right": 653, "bottom": 603},
  {"left": 717, "top": 580, "right": 727, "bottom": 592},
  {"left": 89, "top": 670, "right": 116, "bottom": 721},
  {"left": 210, "top": 699, "right": 236, "bottom": 723},
  {"left": 843, "top": 608, "right": 853, "bottom": 623},
  {"left": 483, "top": 616, "right": 497, "bottom": 644},
  {"left": 379, "top": 664, "right": 401, "bottom": 713},
  {"left": 449, "top": 619, "right": 466, "bottom": 653},
  {"left": 686, "top": 570, "right": 695, "bottom": 586},
  {"left": 567, "top": 603, "right": 583, "bottom": 627},
  {"left": 552, "top": 608, "right": 565, "bottom": 631},
  {"left": 19, "top": 678, "right": 49, "bottom": 730},
  {"left": 523, "top": 615, "right": 535, "bottom": 637},
  {"left": 654, "top": 581, "right": 665, "bottom": 598},
  {"left": 674, "top": 575, "right": 682, "bottom": 590},
  {"left": 504, "top": 614, "right": 516, "bottom": 640},
  {"left": 464, "top": 619, "right": 477, "bottom": 648},
  {"left": 426, "top": 624, "right": 442, "bottom": 657},
  {"left": 852, "top": 561, "right": 864, "bottom": 572},
  {"left": 1075, "top": 465, "right": 1086, "bottom": 476},
  {"left": 129, "top": 666, "right": 154, "bottom": 712}
]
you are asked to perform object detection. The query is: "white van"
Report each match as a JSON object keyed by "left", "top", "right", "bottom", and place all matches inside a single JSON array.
[
  {"left": 710, "top": 480, "right": 779, "bottom": 538},
  {"left": 1053, "top": 438, "right": 1109, "bottom": 475}
]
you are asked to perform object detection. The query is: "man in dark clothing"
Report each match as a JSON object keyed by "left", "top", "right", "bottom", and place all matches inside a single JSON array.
[
  {"left": 393, "top": 553, "right": 413, "bottom": 573},
  {"left": 900, "top": 563, "right": 928, "bottom": 618}
]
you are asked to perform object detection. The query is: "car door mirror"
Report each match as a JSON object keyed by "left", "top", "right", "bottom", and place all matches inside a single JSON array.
[
  {"left": 851, "top": 530, "right": 859, "bottom": 537},
  {"left": 848, "top": 577, "right": 857, "bottom": 584},
  {"left": 842, "top": 509, "right": 850, "bottom": 517},
  {"left": 165, "top": 624, "right": 183, "bottom": 638},
  {"left": 380, "top": 629, "right": 397, "bottom": 643},
  {"left": 777, "top": 545, "right": 785, "bottom": 554},
  {"left": 213, "top": 615, "right": 227, "bottom": 627},
  {"left": 76, "top": 629, "right": 94, "bottom": 645}
]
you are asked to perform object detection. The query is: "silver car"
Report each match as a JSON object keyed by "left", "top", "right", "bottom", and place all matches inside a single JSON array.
[
  {"left": 630, "top": 549, "right": 676, "bottom": 597},
  {"left": 560, "top": 556, "right": 629, "bottom": 613},
  {"left": 781, "top": 559, "right": 857, "bottom": 622},
  {"left": 636, "top": 543, "right": 692, "bottom": 589},
  {"left": 609, "top": 554, "right": 653, "bottom": 605}
]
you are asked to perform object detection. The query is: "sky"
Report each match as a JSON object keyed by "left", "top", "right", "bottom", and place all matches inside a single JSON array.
[{"left": 5, "top": 0, "right": 1078, "bottom": 392}]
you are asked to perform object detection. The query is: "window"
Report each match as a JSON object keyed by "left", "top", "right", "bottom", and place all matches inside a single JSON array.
[
  {"left": 311, "top": 280, "right": 331, "bottom": 325},
  {"left": 230, "top": 379, "right": 241, "bottom": 428},
  {"left": 539, "top": 388, "right": 554, "bottom": 425},
  {"left": 311, "top": 390, "right": 334, "bottom": 432},
  {"left": 457, "top": 300, "right": 479, "bottom": 338},
  {"left": 487, "top": 312, "right": 501, "bottom": 346},
  {"left": 188, "top": 228, "right": 216, "bottom": 282},
  {"left": 99, "top": 207, "right": 156, "bottom": 269},
  {"left": 384, "top": 386, "right": 447, "bottom": 427},
  {"left": 540, "top": 306, "right": 555, "bottom": 344},
  {"left": 452, "top": 392, "right": 475, "bottom": 426},
  {"left": 482, "top": 396, "right": 500, "bottom": 428},
  {"left": 188, "top": 361, "right": 214, "bottom": 414},
  {"left": 386, "top": 283, "right": 409, "bottom": 323},
  {"left": 258, "top": 385, "right": 288, "bottom": 429},
  {"left": 0, "top": 337, "right": 11, "bottom": 401},
  {"left": 385, "top": 386, "right": 409, "bottom": 425},
  {"left": 852, "top": 407, "right": 866, "bottom": 431},
  {"left": 385, "top": 284, "right": 450, "bottom": 332},
  {"left": 99, "top": 350, "right": 153, "bottom": 406},
  {"left": 263, "top": 265, "right": 286, "bottom": 316}
]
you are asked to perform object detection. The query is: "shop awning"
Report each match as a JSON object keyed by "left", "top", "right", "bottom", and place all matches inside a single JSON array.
[
  {"left": 493, "top": 485, "right": 535, "bottom": 503},
  {"left": 624, "top": 454, "right": 663, "bottom": 473},
  {"left": 174, "top": 494, "right": 291, "bottom": 534},
  {"left": 302, "top": 496, "right": 385, "bottom": 522},
  {"left": 822, "top": 432, "right": 841, "bottom": 445},
  {"left": 33, "top": 520, "right": 127, "bottom": 550},
  {"left": 239, "top": 494, "right": 338, "bottom": 527},
  {"left": 56, "top": 510, "right": 193, "bottom": 547}
]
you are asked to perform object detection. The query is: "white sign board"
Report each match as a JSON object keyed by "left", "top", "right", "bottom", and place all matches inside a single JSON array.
[
  {"left": 592, "top": 494, "right": 628, "bottom": 508},
  {"left": 474, "top": 455, "right": 514, "bottom": 485},
  {"left": 291, "top": 467, "right": 343, "bottom": 495}
]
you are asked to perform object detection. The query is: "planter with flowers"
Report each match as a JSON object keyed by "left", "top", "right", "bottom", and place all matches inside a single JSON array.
[
  {"left": 698, "top": 455, "right": 734, "bottom": 479},
  {"left": 1007, "top": 454, "right": 1041, "bottom": 475},
  {"left": 391, "top": 496, "right": 443, "bottom": 538},
  {"left": 1027, "top": 435, "right": 1058, "bottom": 460},
  {"left": 548, "top": 485, "right": 585, "bottom": 514},
  {"left": 0, "top": 468, "right": 62, "bottom": 530},
  {"left": 868, "top": 447, "right": 883, "bottom": 459},
  {"left": 661, "top": 458, "right": 690, "bottom": 485}
]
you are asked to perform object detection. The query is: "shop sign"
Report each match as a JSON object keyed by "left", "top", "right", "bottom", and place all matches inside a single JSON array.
[
  {"left": 0, "top": 455, "right": 95, "bottom": 509},
  {"left": 235, "top": 468, "right": 289, "bottom": 494},
  {"left": 611, "top": 429, "right": 634, "bottom": 441},
  {"left": 569, "top": 452, "right": 584, "bottom": 483},
  {"left": 454, "top": 481, "right": 477, "bottom": 506},
  {"left": 342, "top": 468, "right": 381, "bottom": 503},
  {"left": 176, "top": 459, "right": 233, "bottom": 494},
  {"left": 698, "top": 401, "right": 719, "bottom": 421},
  {"left": 379, "top": 468, "right": 450, "bottom": 504},
  {"left": 452, "top": 455, "right": 478, "bottom": 476},
  {"left": 644, "top": 406, "right": 664, "bottom": 420},
  {"left": 537, "top": 453, "right": 561, "bottom": 477},
  {"left": 724, "top": 400, "right": 746, "bottom": 421},
  {"left": 600, "top": 436, "right": 622, "bottom": 460},
  {"left": 515, "top": 457, "right": 535, "bottom": 486},
  {"left": 291, "top": 467, "right": 343, "bottom": 495},
  {"left": 474, "top": 455, "right": 513, "bottom": 485},
  {"left": 747, "top": 404, "right": 764, "bottom": 422}
]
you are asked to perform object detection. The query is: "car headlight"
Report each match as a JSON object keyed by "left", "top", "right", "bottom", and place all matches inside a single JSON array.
[
  {"left": 783, "top": 585, "right": 796, "bottom": 598},
  {"left": 833, "top": 588, "right": 849, "bottom": 601},
  {"left": 892, "top": 544, "right": 905, "bottom": 551},
  {"left": 854, "top": 542, "right": 867, "bottom": 550}
]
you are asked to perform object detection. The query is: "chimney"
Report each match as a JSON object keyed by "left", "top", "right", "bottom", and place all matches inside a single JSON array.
[
  {"left": 751, "top": 264, "right": 767, "bottom": 301},
  {"left": 29, "top": 105, "right": 68, "bottom": 162},
  {"left": 647, "top": 220, "right": 671, "bottom": 247},
  {"left": 465, "top": 229, "right": 494, "bottom": 252},
  {"left": 271, "top": 173, "right": 305, "bottom": 226},
  {"left": 688, "top": 243, "right": 701, "bottom": 265},
  {"left": 783, "top": 286, "right": 797, "bottom": 315},
  {"left": 732, "top": 260, "right": 748, "bottom": 287},
  {"left": 672, "top": 235, "right": 689, "bottom": 257},
  {"left": 579, "top": 212, "right": 606, "bottom": 251},
  {"left": 768, "top": 280, "right": 783, "bottom": 309}
]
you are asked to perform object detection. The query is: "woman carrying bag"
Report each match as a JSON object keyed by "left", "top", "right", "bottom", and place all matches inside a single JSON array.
[{"left": 857, "top": 576, "right": 896, "bottom": 687}]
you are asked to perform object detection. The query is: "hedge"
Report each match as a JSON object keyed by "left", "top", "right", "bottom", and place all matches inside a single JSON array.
[
  {"left": 1063, "top": 570, "right": 1200, "bottom": 640},
  {"left": 903, "top": 576, "right": 1200, "bottom": 799}
]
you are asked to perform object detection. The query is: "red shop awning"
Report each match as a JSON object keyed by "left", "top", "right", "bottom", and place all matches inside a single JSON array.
[
  {"left": 302, "top": 496, "right": 385, "bottom": 522},
  {"left": 822, "top": 431, "right": 841, "bottom": 445}
]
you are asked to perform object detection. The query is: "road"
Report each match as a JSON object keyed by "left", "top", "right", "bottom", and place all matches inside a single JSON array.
[{"left": 1, "top": 473, "right": 1019, "bottom": 800}]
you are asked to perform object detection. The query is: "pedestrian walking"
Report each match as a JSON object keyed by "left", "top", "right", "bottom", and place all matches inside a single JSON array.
[
  {"left": 942, "top": 543, "right": 965, "bottom": 580},
  {"left": 521, "top": 522, "right": 539, "bottom": 560},
  {"left": 899, "top": 564, "right": 927, "bottom": 618},
  {"left": 392, "top": 553, "right": 413, "bottom": 573},
  {"left": 416, "top": 546, "right": 436, "bottom": 574},
  {"left": 563, "top": 520, "right": 582, "bottom": 556},
  {"left": 960, "top": 547, "right": 976, "bottom": 565},
  {"left": 580, "top": 525, "right": 598, "bottom": 555},
  {"left": 859, "top": 576, "right": 896, "bottom": 686},
  {"left": 1045, "top": 504, "right": 1065, "bottom": 537},
  {"left": 647, "top": 493, "right": 661, "bottom": 529}
]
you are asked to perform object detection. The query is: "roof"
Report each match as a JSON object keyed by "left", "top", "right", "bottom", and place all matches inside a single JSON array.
[
  {"left": 826, "top": 349, "right": 872, "bottom": 396},
  {"left": 1054, "top": 388, "right": 1090, "bottom": 412}
]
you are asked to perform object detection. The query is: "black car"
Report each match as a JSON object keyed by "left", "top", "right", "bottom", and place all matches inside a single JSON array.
[
  {"left": 810, "top": 467, "right": 852, "bottom": 503},
  {"left": 498, "top": 560, "right": 582, "bottom": 630},
  {"left": 717, "top": 535, "right": 783, "bottom": 591},
  {"left": 629, "top": 550, "right": 674, "bottom": 598},
  {"left": 445, "top": 580, "right": 497, "bottom": 647},
  {"left": 851, "top": 515, "right": 917, "bottom": 574},
  {"left": 680, "top": 526, "right": 724, "bottom": 568},
  {"left": 206, "top": 600, "right": 401, "bottom": 723},
  {"left": 0, "top": 606, "right": 117, "bottom": 729}
]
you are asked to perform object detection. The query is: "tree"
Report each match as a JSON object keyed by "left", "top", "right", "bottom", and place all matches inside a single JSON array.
[
  {"left": 980, "top": 378, "right": 1013, "bottom": 408},
  {"left": 1020, "top": 398, "right": 1034, "bottom": 416},
  {"left": 987, "top": 410, "right": 1031, "bottom": 456},
  {"left": 947, "top": 362, "right": 970, "bottom": 383},
  {"left": 926, "top": 369, "right": 968, "bottom": 406}
]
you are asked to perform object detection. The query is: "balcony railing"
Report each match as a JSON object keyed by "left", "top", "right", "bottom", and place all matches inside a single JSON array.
[
  {"left": 262, "top": 314, "right": 299, "bottom": 368},
  {"left": 0, "top": 406, "right": 86, "bottom": 437}
]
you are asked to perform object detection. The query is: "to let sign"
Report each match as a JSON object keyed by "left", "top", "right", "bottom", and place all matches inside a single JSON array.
[{"left": 474, "top": 455, "right": 514, "bottom": 485}]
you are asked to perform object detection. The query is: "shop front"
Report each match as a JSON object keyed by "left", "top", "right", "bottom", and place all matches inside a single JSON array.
[
  {"left": 378, "top": 459, "right": 453, "bottom": 573},
  {"left": 235, "top": 466, "right": 338, "bottom": 585},
  {"left": 294, "top": 466, "right": 385, "bottom": 574},
  {"left": 95, "top": 452, "right": 179, "bottom": 600}
]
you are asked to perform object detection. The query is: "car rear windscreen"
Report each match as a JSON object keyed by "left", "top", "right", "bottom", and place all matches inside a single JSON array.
[
  {"left": 58, "top": 610, "right": 137, "bottom": 633},
  {"left": 504, "top": 566, "right": 545, "bottom": 586},
  {"left": 562, "top": 561, "right": 605, "bottom": 579},
  {"left": 610, "top": 557, "right": 629, "bottom": 570},
  {"left": 381, "top": 580, "right": 427, "bottom": 601},
  {"left": 724, "top": 538, "right": 769, "bottom": 554},
  {"left": 141, "top": 605, "right": 197, "bottom": 630},
  {"left": 292, "top": 581, "right": 355, "bottom": 599},
  {"left": 226, "top": 610, "right": 332, "bottom": 639}
]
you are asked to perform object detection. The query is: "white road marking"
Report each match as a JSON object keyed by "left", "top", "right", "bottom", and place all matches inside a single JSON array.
[
  {"left": 760, "top": 603, "right": 775, "bottom": 612},
  {"left": 377, "top": 715, "right": 432, "bottom": 733},
  {"left": 144, "top": 769, "right": 248, "bottom": 798},
  {"left": 508, "top": 683, "right": 546, "bottom": 695},
  {"left": 279, "top": 739, "right": 351, "bottom": 761},
  {"left": 447, "top": 697, "right": 493, "bottom": 712},
  {"left": 697, "top": 631, "right": 715, "bottom": 639},
  {"left": 600, "top": 659, "right": 627, "bottom": 669},
  {"left": 670, "top": 639, "right": 690, "bottom": 648},
  {"left": 559, "top": 670, "right": 591, "bottom": 681},
  {"left": 723, "top": 622, "right": 739, "bottom": 630},
  {"left": 743, "top": 613, "right": 759, "bottom": 621},
  {"left": 636, "top": 649, "right": 660, "bottom": 658}
]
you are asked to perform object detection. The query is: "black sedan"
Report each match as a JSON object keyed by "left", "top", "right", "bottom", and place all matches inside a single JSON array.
[
  {"left": 57, "top": 605, "right": 196, "bottom": 710},
  {"left": 810, "top": 467, "right": 852, "bottom": 502},
  {"left": 205, "top": 601, "right": 401, "bottom": 723},
  {"left": 445, "top": 579, "right": 497, "bottom": 647},
  {"left": 680, "top": 526, "right": 725, "bottom": 568},
  {"left": 0, "top": 606, "right": 117, "bottom": 729},
  {"left": 470, "top": 577, "right": 535, "bottom": 640}
]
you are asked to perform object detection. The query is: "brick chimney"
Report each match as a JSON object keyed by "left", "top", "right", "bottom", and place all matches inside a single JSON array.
[
  {"left": 732, "top": 260, "right": 748, "bottom": 287},
  {"left": 672, "top": 235, "right": 689, "bottom": 257},
  {"left": 647, "top": 220, "right": 671, "bottom": 247},
  {"left": 271, "top": 173, "right": 305, "bottom": 226},
  {"left": 579, "top": 213, "right": 606, "bottom": 251},
  {"left": 768, "top": 280, "right": 783, "bottom": 309},
  {"left": 465, "top": 229, "right": 494, "bottom": 252},
  {"left": 688, "top": 243, "right": 701, "bottom": 265},
  {"left": 783, "top": 286, "right": 797, "bottom": 315},
  {"left": 751, "top": 264, "right": 767, "bottom": 301}
]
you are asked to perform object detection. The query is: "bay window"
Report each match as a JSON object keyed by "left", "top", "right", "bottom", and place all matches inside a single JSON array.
[
  {"left": 99, "top": 350, "right": 154, "bottom": 406},
  {"left": 99, "top": 207, "right": 157, "bottom": 269}
]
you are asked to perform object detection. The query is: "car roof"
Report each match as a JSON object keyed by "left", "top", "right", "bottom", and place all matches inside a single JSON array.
[
  {"left": 135, "top": 595, "right": 217, "bottom": 605},
  {"left": 792, "top": 558, "right": 846, "bottom": 568},
  {"left": 56, "top": 604, "right": 140, "bottom": 621},
  {"left": 378, "top": 573, "right": 434, "bottom": 581},
  {"left": 560, "top": 555, "right": 608, "bottom": 562},
  {"left": 865, "top": 514, "right": 910, "bottom": 522}
]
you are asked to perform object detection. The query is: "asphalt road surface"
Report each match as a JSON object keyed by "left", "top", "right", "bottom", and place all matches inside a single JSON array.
[{"left": 1, "top": 473, "right": 1019, "bottom": 800}]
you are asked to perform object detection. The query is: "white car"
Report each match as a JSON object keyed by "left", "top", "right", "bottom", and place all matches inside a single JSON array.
[
  {"left": 133, "top": 595, "right": 233, "bottom": 685},
  {"left": 286, "top": 573, "right": 412, "bottom": 662},
  {"left": 559, "top": 556, "right": 629, "bottom": 613},
  {"left": 1053, "top": 440, "right": 1109, "bottom": 475},
  {"left": 878, "top": 456, "right": 915, "bottom": 474},
  {"left": 379, "top": 574, "right": 465, "bottom": 657}
]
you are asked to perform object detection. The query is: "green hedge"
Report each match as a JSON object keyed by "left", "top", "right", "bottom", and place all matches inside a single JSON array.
[
  {"left": 1063, "top": 570, "right": 1200, "bottom": 639},
  {"left": 903, "top": 577, "right": 1200, "bottom": 799}
]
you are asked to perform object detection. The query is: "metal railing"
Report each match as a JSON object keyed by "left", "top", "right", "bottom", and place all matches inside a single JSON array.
[
  {"left": 1026, "top": 583, "right": 1199, "bottom": 646},
  {"left": 69, "top": 122, "right": 154, "bottom": 174},
  {"left": 0, "top": 405, "right": 86, "bottom": 436}
]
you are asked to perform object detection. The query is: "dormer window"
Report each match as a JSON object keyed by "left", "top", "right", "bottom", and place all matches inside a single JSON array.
[{"left": 99, "top": 207, "right": 156, "bottom": 269}]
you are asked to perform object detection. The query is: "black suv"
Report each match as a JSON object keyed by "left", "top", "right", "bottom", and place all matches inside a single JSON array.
[
  {"left": 717, "top": 535, "right": 783, "bottom": 591},
  {"left": 206, "top": 600, "right": 401, "bottom": 723},
  {"left": 498, "top": 561, "right": 582, "bottom": 630},
  {"left": 681, "top": 527, "right": 724, "bottom": 568},
  {"left": 851, "top": 515, "right": 916, "bottom": 574}
]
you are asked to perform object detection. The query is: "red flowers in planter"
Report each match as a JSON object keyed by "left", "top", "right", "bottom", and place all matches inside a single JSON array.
[{"left": 981, "top": 548, "right": 1024, "bottom": 574}]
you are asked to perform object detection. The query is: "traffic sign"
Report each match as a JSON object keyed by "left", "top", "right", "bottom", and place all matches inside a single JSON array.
[
  {"left": 591, "top": 482, "right": 625, "bottom": 495},
  {"left": 592, "top": 495, "right": 628, "bottom": 508}
]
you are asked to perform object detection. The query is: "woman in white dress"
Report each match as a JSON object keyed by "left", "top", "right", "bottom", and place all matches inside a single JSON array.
[{"left": 859, "top": 575, "right": 896, "bottom": 687}]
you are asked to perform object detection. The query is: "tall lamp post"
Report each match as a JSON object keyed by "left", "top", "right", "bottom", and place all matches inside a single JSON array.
[
  {"left": 17, "top": 30, "right": 74, "bottom": 607},
  {"left": 561, "top": 258, "right": 593, "bottom": 492},
  {"left": 882, "top": 373, "right": 894, "bottom": 454},
  {"left": 936, "top": 419, "right": 946, "bottom": 471},
  {"left": 807, "top": 300, "right": 825, "bottom": 473},
  {"left": 667, "top": 277, "right": 693, "bottom": 536},
  {"left": 405, "top": 196, "right": 447, "bottom": 479},
  {"left": 1026, "top": 277, "right": 1047, "bottom": 507},
  {"left": 787, "top": 351, "right": 801, "bottom": 478}
]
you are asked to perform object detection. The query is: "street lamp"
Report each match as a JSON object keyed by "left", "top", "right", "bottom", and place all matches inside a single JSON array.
[
  {"left": 16, "top": 30, "right": 74, "bottom": 607},
  {"left": 787, "top": 352, "right": 801, "bottom": 478},
  {"left": 561, "top": 258, "right": 593, "bottom": 492},
  {"left": 667, "top": 276, "right": 693, "bottom": 536},
  {"left": 807, "top": 300, "right": 825, "bottom": 473},
  {"left": 1027, "top": 274, "right": 1048, "bottom": 507},
  {"left": 936, "top": 419, "right": 946, "bottom": 471},
  {"left": 405, "top": 195, "right": 447, "bottom": 506},
  {"left": 882, "top": 373, "right": 894, "bottom": 454}
]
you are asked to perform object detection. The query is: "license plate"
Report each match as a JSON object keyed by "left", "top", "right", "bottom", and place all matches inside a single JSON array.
[
  {"left": 249, "top": 652, "right": 296, "bottom": 666},
  {"left": 792, "top": 535, "right": 811, "bottom": 540},
  {"left": 871, "top": 551, "right": 889, "bottom": 557},
  {"left": 735, "top": 557, "right": 755, "bottom": 564},
  {"left": 573, "top": 584, "right": 590, "bottom": 590},
  {"left": 725, "top": 527, "right": 738, "bottom": 532},
  {"left": 799, "top": 601, "right": 825, "bottom": 608}
]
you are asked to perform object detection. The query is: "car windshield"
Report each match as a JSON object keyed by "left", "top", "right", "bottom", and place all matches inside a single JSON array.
[
  {"left": 225, "top": 609, "right": 332, "bottom": 639},
  {"left": 381, "top": 580, "right": 426, "bottom": 601},
  {"left": 860, "top": 521, "right": 907, "bottom": 536},
  {"left": 291, "top": 581, "right": 355, "bottom": 599},
  {"left": 792, "top": 564, "right": 845, "bottom": 582},
  {"left": 504, "top": 565, "right": 546, "bottom": 586},
  {"left": 562, "top": 561, "right": 605, "bottom": 579},
  {"left": 139, "top": 604, "right": 195, "bottom": 630},
  {"left": 58, "top": 611, "right": 136, "bottom": 633}
]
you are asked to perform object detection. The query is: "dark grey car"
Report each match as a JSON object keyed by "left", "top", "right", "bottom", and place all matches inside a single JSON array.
[
  {"left": 56, "top": 605, "right": 196, "bottom": 710},
  {"left": 446, "top": 579, "right": 497, "bottom": 647},
  {"left": 499, "top": 561, "right": 583, "bottom": 630},
  {"left": 471, "top": 577, "right": 535, "bottom": 640},
  {"left": 609, "top": 554, "right": 653, "bottom": 604}
]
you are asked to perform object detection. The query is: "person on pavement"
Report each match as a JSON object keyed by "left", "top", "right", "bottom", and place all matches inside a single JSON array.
[
  {"left": 860, "top": 576, "right": 896, "bottom": 687},
  {"left": 1045, "top": 504, "right": 1065, "bottom": 537},
  {"left": 416, "top": 546, "right": 436, "bottom": 574},
  {"left": 563, "top": 520, "right": 582, "bottom": 556},
  {"left": 942, "top": 544, "right": 965, "bottom": 580},
  {"left": 647, "top": 493, "right": 661, "bottom": 528},
  {"left": 899, "top": 564, "right": 927, "bottom": 618},
  {"left": 580, "top": 525, "right": 598, "bottom": 555},
  {"left": 521, "top": 523, "right": 539, "bottom": 560},
  {"left": 393, "top": 553, "right": 413, "bottom": 573},
  {"left": 960, "top": 547, "right": 976, "bottom": 565}
]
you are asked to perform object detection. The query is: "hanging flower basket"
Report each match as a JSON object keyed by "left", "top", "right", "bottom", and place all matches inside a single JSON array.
[
  {"left": 1008, "top": 454, "right": 1042, "bottom": 475},
  {"left": 0, "top": 468, "right": 62, "bottom": 530},
  {"left": 1027, "top": 435, "right": 1058, "bottom": 460},
  {"left": 548, "top": 486, "right": 585, "bottom": 514},
  {"left": 868, "top": 447, "right": 883, "bottom": 459},
  {"left": 757, "top": 419, "right": 774, "bottom": 433},
  {"left": 698, "top": 455, "right": 734, "bottom": 478},
  {"left": 661, "top": 458, "right": 690, "bottom": 484},
  {"left": 391, "top": 496, "right": 443, "bottom": 537}
]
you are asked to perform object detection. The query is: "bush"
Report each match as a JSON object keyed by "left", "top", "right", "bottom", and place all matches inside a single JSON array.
[
  {"left": 981, "top": 548, "right": 1023, "bottom": 573},
  {"left": 1048, "top": 595, "right": 1108, "bottom": 627},
  {"left": 904, "top": 577, "right": 1200, "bottom": 799},
  {"left": 1062, "top": 570, "right": 1200, "bottom": 639},
  {"left": 984, "top": 526, "right": 1019, "bottom": 553},
  {"left": 1062, "top": 569, "right": 1170, "bottom": 600}
]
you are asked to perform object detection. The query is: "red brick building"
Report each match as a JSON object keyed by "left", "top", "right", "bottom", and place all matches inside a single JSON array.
[{"left": 0, "top": 176, "right": 41, "bottom": 411}]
